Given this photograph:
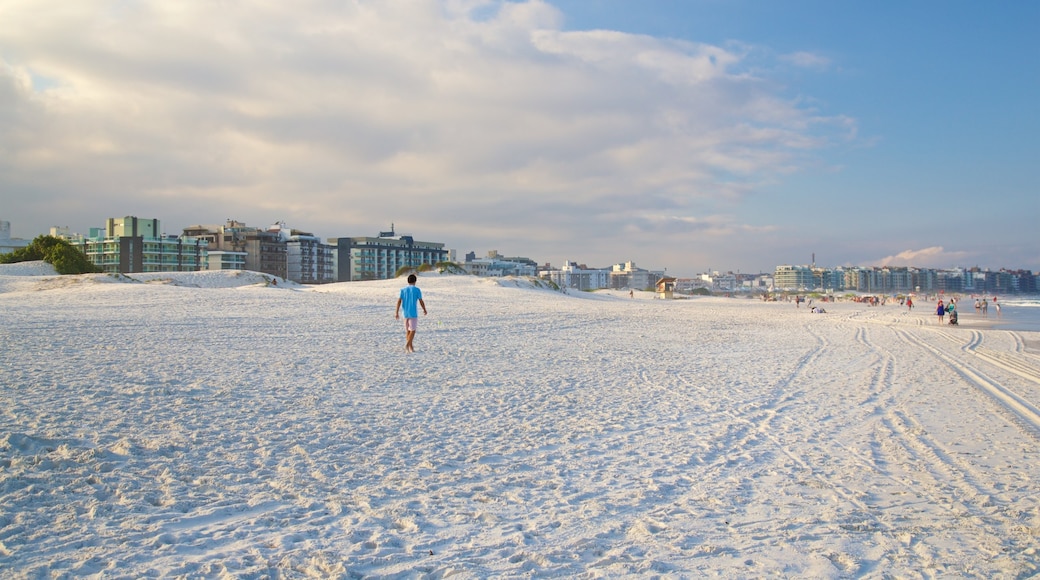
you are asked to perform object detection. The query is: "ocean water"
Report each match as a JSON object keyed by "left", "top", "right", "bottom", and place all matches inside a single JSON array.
[{"left": 977, "top": 296, "right": 1040, "bottom": 332}]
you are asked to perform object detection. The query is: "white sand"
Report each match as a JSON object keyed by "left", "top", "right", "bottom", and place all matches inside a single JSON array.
[{"left": 2, "top": 262, "right": 1039, "bottom": 578}]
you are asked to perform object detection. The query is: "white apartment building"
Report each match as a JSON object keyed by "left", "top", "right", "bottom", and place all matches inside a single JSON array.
[
  {"left": 610, "top": 261, "right": 664, "bottom": 290},
  {"left": 541, "top": 261, "right": 611, "bottom": 290},
  {"left": 462, "top": 257, "right": 536, "bottom": 277}
]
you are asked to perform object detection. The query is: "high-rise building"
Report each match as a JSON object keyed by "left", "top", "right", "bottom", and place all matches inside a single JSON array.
[{"left": 773, "top": 265, "right": 816, "bottom": 290}]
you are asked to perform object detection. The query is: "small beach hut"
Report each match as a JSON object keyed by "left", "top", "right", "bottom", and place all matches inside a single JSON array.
[{"left": 656, "top": 277, "right": 676, "bottom": 299}]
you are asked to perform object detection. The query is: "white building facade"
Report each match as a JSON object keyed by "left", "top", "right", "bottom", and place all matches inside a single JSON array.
[{"left": 540, "top": 261, "right": 610, "bottom": 290}]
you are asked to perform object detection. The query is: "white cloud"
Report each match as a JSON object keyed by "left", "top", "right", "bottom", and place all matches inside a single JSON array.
[
  {"left": 868, "top": 247, "right": 973, "bottom": 269},
  {"left": 0, "top": 0, "right": 849, "bottom": 270},
  {"left": 780, "top": 51, "right": 831, "bottom": 70}
]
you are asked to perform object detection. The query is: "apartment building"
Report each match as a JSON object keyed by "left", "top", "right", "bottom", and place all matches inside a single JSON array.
[
  {"left": 185, "top": 220, "right": 333, "bottom": 284},
  {"left": 329, "top": 231, "right": 448, "bottom": 281},
  {"left": 610, "top": 261, "right": 664, "bottom": 290},
  {"left": 773, "top": 265, "right": 816, "bottom": 291},
  {"left": 541, "top": 261, "right": 611, "bottom": 290},
  {"left": 66, "top": 216, "right": 207, "bottom": 274}
]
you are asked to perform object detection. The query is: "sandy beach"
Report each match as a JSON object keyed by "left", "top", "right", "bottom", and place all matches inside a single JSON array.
[{"left": 2, "top": 262, "right": 1039, "bottom": 578}]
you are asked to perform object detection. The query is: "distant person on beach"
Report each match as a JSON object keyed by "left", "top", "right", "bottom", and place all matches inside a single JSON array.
[
  {"left": 395, "top": 273, "right": 427, "bottom": 353},
  {"left": 906, "top": 297, "right": 913, "bottom": 311},
  {"left": 937, "top": 300, "right": 945, "bottom": 324}
]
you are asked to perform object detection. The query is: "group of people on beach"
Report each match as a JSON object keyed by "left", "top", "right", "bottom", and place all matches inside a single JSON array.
[
  {"left": 936, "top": 298, "right": 958, "bottom": 325},
  {"left": 935, "top": 296, "right": 1003, "bottom": 325},
  {"left": 972, "top": 297, "right": 1000, "bottom": 316}
]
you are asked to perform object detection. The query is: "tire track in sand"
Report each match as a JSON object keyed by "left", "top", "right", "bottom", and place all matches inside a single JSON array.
[{"left": 897, "top": 328, "right": 1040, "bottom": 437}]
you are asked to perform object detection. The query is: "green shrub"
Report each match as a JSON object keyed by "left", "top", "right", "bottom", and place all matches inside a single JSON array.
[
  {"left": 435, "top": 261, "right": 469, "bottom": 275},
  {"left": 0, "top": 235, "right": 101, "bottom": 274}
]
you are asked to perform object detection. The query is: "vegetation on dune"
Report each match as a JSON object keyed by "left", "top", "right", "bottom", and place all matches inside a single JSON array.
[
  {"left": 535, "top": 278, "right": 560, "bottom": 291},
  {"left": 435, "top": 261, "right": 468, "bottom": 275},
  {"left": 395, "top": 265, "right": 416, "bottom": 278},
  {"left": 0, "top": 235, "right": 101, "bottom": 275},
  {"left": 396, "top": 262, "right": 470, "bottom": 277}
]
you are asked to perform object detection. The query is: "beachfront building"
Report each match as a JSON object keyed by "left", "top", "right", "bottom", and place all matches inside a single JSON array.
[
  {"left": 881, "top": 267, "right": 913, "bottom": 293},
  {"left": 462, "top": 258, "right": 536, "bottom": 277},
  {"left": 985, "top": 270, "right": 1015, "bottom": 294},
  {"left": 185, "top": 220, "right": 287, "bottom": 280},
  {"left": 277, "top": 225, "right": 335, "bottom": 285},
  {"left": 610, "top": 261, "right": 664, "bottom": 290},
  {"left": 844, "top": 267, "right": 879, "bottom": 293},
  {"left": 675, "top": 277, "right": 712, "bottom": 293},
  {"left": 329, "top": 228, "right": 448, "bottom": 281},
  {"left": 0, "top": 220, "right": 31, "bottom": 255},
  {"left": 486, "top": 251, "right": 538, "bottom": 271},
  {"left": 911, "top": 268, "right": 938, "bottom": 293},
  {"left": 963, "top": 268, "right": 1014, "bottom": 294},
  {"left": 541, "top": 261, "right": 611, "bottom": 291},
  {"left": 698, "top": 271, "right": 739, "bottom": 292},
  {"left": 64, "top": 216, "right": 207, "bottom": 274},
  {"left": 937, "top": 270, "right": 964, "bottom": 293},
  {"left": 205, "top": 250, "right": 248, "bottom": 271},
  {"left": 463, "top": 250, "right": 537, "bottom": 277},
  {"left": 1003, "top": 269, "right": 1038, "bottom": 294},
  {"left": 773, "top": 262, "right": 1037, "bottom": 295},
  {"left": 752, "top": 274, "right": 774, "bottom": 291},
  {"left": 817, "top": 267, "right": 846, "bottom": 292},
  {"left": 774, "top": 265, "right": 816, "bottom": 291},
  {"left": 184, "top": 220, "right": 333, "bottom": 284}
]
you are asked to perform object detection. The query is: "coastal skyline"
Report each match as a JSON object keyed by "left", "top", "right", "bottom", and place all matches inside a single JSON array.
[{"left": 2, "top": 1, "right": 1037, "bottom": 277}]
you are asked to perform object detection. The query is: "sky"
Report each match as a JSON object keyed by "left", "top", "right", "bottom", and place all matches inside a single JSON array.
[{"left": 1, "top": 0, "right": 1037, "bottom": 276}]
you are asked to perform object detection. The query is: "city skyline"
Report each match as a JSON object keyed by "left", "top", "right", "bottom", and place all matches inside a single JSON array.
[
  {"left": 2, "top": 1, "right": 1037, "bottom": 278},
  {"left": 5, "top": 214, "right": 1037, "bottom": 283}
]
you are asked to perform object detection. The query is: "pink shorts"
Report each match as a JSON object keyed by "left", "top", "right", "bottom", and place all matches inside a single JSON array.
[{"left": 404, "top": 318, "right": 418, "bottom": 331}]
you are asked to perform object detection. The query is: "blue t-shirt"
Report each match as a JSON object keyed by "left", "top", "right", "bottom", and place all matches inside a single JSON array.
[{"left": 399, "top": 285, "right": 422, "bottom": 318}]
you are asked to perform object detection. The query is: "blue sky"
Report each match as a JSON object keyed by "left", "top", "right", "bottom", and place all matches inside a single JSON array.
[{"left": 1, "top": 0, "right": 1036, "bottom": 276}]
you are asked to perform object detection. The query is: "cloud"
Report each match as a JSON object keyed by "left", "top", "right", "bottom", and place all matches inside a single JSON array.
[
  {"left": 779, "top": 51, "right": 831, "bottom": 70},
  {"left": 0, "top": 0, "right": 849, "bottom": 270},
  {"left": 867, "top": 247, "right": 973, "bottom": 269}
]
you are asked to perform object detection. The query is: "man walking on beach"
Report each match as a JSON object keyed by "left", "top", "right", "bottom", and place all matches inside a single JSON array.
[{"left": 395, "top": 273, "right": 427, "bottom": 353}]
